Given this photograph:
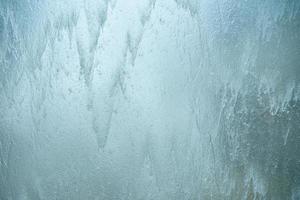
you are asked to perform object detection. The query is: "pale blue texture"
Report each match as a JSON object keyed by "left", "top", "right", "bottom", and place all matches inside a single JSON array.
[{"left": 0, "top": 0, "right": 300, "bottom": 199}]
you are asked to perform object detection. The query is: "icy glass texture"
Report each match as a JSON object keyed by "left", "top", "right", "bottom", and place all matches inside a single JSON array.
[{"left": 0, "top": 0, "right": 300, "bottom": 199}]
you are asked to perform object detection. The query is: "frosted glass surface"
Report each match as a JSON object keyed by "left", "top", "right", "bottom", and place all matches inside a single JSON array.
[{"left": 0, "top": 0, "right": 300, "bottom": 199}]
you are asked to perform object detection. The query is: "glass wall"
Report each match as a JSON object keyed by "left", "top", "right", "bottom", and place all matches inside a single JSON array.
[{"left": 0, "top": 0, "right": 299, "bottom": 199}]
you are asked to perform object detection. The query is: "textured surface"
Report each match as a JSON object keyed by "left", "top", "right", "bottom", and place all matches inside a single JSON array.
[{"left": 0, "top": 0, "right": 300, "bottom": 199}]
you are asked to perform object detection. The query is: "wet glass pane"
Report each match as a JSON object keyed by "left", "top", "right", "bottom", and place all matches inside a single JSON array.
[{"left": 0, "top": 0, "right": 299, "bottom": 199}]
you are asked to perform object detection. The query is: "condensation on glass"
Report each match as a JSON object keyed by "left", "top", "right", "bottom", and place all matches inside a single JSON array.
[{"left": 0, "top": 0, "right": 299, "bottom": 199}]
